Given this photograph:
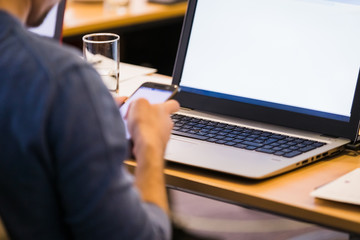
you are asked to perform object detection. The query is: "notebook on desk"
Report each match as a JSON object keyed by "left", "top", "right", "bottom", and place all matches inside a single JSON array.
[{"left": 164, "top": 0, "right": 360, "bottom": 179}]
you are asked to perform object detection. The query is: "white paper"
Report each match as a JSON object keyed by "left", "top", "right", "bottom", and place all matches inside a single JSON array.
[{"left": 311, "top": 168, "right": 360, "bottom": 205}]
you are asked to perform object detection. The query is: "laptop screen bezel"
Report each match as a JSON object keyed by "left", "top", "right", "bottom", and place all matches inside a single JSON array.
[{"left": 172, "top": 0, "right": 360, "bottom": 142}]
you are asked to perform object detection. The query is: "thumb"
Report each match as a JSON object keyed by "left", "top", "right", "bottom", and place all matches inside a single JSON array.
[{"left": 163, "top": 100, "right": 180, "bottom": 114}]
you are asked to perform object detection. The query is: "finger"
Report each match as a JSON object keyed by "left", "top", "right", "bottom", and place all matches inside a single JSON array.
[
  {"left": 114, "top": 96, "right": 128, "bottom": 106},
  {"left": 124, "top": 98, "right": 150, "bottom": 119},
  {"left": 163, "top": 100, "right": 180, "bottom": 114}
]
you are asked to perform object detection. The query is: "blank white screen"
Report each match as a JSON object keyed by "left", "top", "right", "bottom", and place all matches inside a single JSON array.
[{"left": 181, "top": 0, "right": 360, "bottom": 118}]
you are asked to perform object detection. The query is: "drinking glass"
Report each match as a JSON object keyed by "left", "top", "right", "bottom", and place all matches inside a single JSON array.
[{"left": 83, "top": 33, "right": 120, "bottom": 92}]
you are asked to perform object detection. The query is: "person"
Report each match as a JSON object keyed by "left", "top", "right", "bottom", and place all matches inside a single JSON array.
[{"left": 0, "top": 0, "right": 180, "bottom": 239}]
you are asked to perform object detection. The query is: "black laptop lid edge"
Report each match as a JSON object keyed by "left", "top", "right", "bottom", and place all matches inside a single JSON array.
[{"left": 172, "top": 0, "right": 360, "bottom": 142}]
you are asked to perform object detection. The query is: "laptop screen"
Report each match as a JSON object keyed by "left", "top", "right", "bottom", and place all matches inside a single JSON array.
[
  {"left": 173, "top": 0, "right": 360, "bottom": 141},
  {"left": 28, "top": 0, "right": 66, "bottom": 40},
  {"left": 177, "top": 0, "right": 360, "bottom": 122}
]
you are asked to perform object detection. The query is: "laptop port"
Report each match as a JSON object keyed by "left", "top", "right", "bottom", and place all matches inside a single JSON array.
[{"left": 302, "top": 160, "right": 309, "bottom": 165}]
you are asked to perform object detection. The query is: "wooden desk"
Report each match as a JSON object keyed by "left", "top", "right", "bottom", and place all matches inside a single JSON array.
[
  {"left": 127, "top": 148, "right": 360, "bottom": 236},
  {"left": 63, "top": 0, "right": 187, "bottom": 37}
]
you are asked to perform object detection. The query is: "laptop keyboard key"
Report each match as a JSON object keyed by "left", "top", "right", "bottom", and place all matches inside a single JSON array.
[
  {"left": 245, "top": 146, "right": 258, "bottom": 150},
  {"left": 242, "top": 141, "right": 263, "bottom": 148},
  {"left": 313, "top": 142, "right": 326, "bottom": 147},
  {"left": 172, "top": 130, "right": 209, "bottom": 140},
  {"left": 234, "top": 143, "right": 247, "bottom": 149},
  {"left": 283, "top": 151, "right": 302, "bottom": 158},
  {"left": 299, "top": 145, "right": 316, "bottom": 152},
  {"left": 206, "top": 138, "right": 217, "bottom": 142},
  {"left": 274, "top": 151, "right": 285, "bottom": 156},
  {"left": 225, "top": 141, "right": 237, "bottom": 146},
  {"left": 256, "top": 148, "right": 276, "bottom": 154}
]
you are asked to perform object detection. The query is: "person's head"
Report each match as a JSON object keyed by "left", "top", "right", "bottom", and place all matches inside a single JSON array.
[{"left": 0, "top": 0, "right": 60, "bottom": 27}]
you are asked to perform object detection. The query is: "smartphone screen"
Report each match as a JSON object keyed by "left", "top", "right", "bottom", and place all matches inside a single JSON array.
[
  {"left": 120, "top": 82, "right": 179, "bottom": 138},
  {"left": 120, "top": 86, "right": 175, "bottom": 117}
]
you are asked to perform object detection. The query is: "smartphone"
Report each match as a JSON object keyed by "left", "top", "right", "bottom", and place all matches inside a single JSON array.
[
  {"left": 120, "top": 82, "right": 179, "bottom": 138},
  {"left": 120, "top": 82, "right": 179, "bottom": 117}
]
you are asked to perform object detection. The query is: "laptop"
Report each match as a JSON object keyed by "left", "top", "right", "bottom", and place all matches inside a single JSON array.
[
  {"left": 165, "top": 0, "right": 360, "bottom": 179},
  {"left": 28, "top": 0, "right": 66, "bottom": 41}
]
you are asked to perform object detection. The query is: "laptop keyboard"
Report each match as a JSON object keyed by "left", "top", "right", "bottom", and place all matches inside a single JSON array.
[{"left": 171, "top": 114, "right": 326, "bottom": 158}]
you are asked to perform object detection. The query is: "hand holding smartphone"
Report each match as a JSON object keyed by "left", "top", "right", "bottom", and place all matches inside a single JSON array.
[{"left": 120, "top": 82, "right": 179, "bottom": 138}]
